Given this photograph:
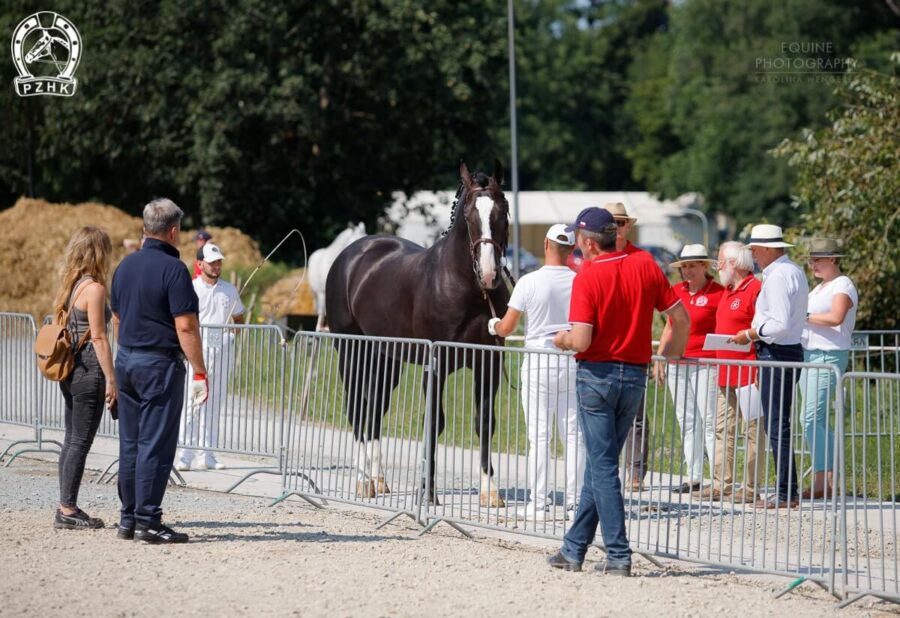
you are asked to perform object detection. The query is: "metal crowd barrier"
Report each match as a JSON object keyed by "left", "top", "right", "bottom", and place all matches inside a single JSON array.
[
  {"left": 278, "top": 331, "right": 432, "bottom": 525},
  {"left": 838, "top": 371, "right": 899, "bottom": 607},
  {"left": 850, "top": 331, "right": 900, "bottom": 374},
  {"left": 0, "top": 313, "right": 50, "bottom": 464}
]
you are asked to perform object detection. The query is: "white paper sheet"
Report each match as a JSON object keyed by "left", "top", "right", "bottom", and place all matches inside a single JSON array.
[
  {"left": 736, "top": 384, "right": 764, "bottom": 422},
  {"left": 702, "top": 333, "right": 752, "bottom": 353}
]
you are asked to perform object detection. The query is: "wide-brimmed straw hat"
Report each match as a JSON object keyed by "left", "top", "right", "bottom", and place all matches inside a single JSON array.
[
  {"left": 670, "top": 244, "right": 716, "bottom": 268},
  {"left": 603, "top": 202, "right": 637, "bottom": 223},
  {"left": 807, "top": 237, "right": 845, "bottom": 258},
  {"left": 745, "top": 224, "right": 793, "bottom": 248}
]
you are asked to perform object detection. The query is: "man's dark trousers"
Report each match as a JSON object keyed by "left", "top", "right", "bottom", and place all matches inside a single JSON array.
[
  {"left": 116, "top": 347, "right": 186, "bottom": 528},
  {"left": 756, "top": 342, "right": 803, "bottom": 501}
]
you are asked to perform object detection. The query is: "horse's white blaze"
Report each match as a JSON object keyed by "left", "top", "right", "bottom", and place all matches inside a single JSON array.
[{"left": 475, "top": 196, "right": 496, "bottom": 287}]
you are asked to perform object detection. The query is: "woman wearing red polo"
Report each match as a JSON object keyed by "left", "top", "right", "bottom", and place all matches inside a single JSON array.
[{"left": 655, "top": 244, "right": 725, "bottom": 493}]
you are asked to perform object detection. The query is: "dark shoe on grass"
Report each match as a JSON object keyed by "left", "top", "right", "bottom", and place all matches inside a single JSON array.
[
  {"left": 54, "top": 508, "right": 104, "bottom": 530},
  {"left": 547, "top": 550, "right": 582, "bottom": 572},
  {"left": 593, "top": 560, "right": 632, "bottom": 577},
  {"left": 134, "top": 523, "right": 189, "bottom": 544}
]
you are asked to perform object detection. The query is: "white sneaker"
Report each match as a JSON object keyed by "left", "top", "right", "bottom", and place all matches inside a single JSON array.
[
  {"left": 517, "top": 505, "right": 549, "bottom": 520},
  {"left": 174, "top": 459, "right": 191, "bottom": 471},
  {"left": 191, "top": 459, "right": 208, "bottom": 471},
  {"left": 208, "top": 458, "right": 226, "bottom": 470}
]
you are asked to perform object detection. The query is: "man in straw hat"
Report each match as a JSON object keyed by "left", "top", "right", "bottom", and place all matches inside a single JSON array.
[{"left": 729, "top": 224, "right": 808, "bottom": 509}]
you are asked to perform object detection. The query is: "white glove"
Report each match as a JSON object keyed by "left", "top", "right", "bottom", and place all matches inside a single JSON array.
[
  {"left": 488, "top": 317, "right": 501, "bottom": 336},
  {"left": 190, "top": 373, "right": 209, "bottom": 407}
]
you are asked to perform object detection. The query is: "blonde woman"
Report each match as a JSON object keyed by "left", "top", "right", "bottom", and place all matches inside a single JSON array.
[{"left": 52, "top": 226, "right": 116, "bottom": 529}]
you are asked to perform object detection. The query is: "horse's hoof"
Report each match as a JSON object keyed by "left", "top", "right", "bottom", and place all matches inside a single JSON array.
[
  {"left": 480, "top": 490, "right": 505, "bottom": 508},
  {"left": 356, "top": 479, "right": 376, "bottom": 498},
  {"left": 375, "top": 476, "right": 391, "bottom": 495}
]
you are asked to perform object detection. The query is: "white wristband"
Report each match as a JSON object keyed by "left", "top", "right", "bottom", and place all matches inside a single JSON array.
[{"left": 488, "top": 317, "right": 501, "bottom": 336}]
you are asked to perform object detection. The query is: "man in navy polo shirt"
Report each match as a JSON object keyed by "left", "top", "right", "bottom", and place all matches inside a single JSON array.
[
  {"left": 548, "top": 207, "right": 690, "bottom": 576},
  {"left": 111, "top": 198, "right": 209, "bottom": 544}
]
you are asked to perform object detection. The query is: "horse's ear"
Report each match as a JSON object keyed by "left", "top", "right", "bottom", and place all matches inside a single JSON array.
[
  {"left": 459, "top": 160, "right": 473, "bottom": 188},
  {"left": 492, "top": 158, "right": 505, "bottom": 187}
]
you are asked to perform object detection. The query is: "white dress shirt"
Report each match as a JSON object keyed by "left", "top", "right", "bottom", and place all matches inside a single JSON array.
[{"left": 752, "top": 254, "right": 808, "bottom": 345}]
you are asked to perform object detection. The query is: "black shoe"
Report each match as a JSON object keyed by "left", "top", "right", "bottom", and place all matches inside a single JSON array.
[
  {"left": 593, "top": 559, "right": 632, "bottom": 577},
  {"left": 134, "top": 523, "right": 189, "bottom": 544},
  {"left": 675, "top": 481, "right": 703, "bottom": 494},
  {"left": 117, "top": 525, "right": 135, "bottom": 540},
  {"left": 547, "top": 551, "right": 582, "bottom": 572},
  {"left": 54, "top": 508, "right": 104, "bottom": 530}
]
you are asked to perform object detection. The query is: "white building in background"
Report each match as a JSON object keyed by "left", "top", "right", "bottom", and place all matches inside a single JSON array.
[{"left": 383, "top": 190, "right": 708, "bottom": 255}]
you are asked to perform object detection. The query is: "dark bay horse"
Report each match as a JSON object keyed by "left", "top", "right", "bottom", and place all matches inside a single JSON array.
[{"left": 326, "top": 160, "right": 510, "bottom": 506}]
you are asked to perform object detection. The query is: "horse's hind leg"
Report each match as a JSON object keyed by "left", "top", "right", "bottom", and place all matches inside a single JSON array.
[
  {"left": 472, "top": 350, "right": 504, "bottom": 508},
  {"left": 363, "top": 351, "right": 402, "bottom": 495}
]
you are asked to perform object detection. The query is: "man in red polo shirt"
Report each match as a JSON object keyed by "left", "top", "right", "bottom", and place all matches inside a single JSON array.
[
  {"left": 707, "top": 241, "right": 767, "bottom": 502},
  {"left": 547, "top": 207, "right": 689, "bottom": 577}
]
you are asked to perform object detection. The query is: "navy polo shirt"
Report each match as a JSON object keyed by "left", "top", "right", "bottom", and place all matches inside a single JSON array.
[{"left": 110, "top": 238, "right": 199, "bottom": 349}]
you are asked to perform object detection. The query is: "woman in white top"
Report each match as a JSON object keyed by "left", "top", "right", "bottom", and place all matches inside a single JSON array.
[{"left": 800, "top": 238, "right": 858, "bottom": 499}]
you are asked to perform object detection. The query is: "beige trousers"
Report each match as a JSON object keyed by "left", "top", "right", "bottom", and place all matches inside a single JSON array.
[{"left": 713, "top": 386, "right": 768, "bottom": 493}]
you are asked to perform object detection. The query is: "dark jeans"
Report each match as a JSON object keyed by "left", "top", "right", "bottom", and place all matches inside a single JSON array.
[
  {"left": 756, "top": 342, "right": 804, "bottom": 501},
  {"left": 562, "top": 361, "right": 646, "bottom": 566},
  {"left": 59, "top": 347, "right": 106, "bottom": 507},
  {"left": 116, "top": 347, "right": 186, "bottom": 528}
]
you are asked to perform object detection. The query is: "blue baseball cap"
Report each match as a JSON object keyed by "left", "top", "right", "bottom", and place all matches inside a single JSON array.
[{"left": 565, "top": 207, "right": 615, "bottom": 233}]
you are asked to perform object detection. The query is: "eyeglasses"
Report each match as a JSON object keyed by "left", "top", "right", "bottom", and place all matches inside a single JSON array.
[{"left": 614, "top": 220, "right": 628, "bottom": 228}]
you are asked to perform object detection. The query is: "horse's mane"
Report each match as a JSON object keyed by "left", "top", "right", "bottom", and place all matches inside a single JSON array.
[{"left": 443, "top": 173, "right": 492, "bottom": 237}]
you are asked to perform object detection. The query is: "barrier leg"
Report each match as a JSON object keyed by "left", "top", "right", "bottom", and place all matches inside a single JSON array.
[
  {"left": 94, "top": 459, "right": 119, "bottom": 484},
  {"left": 418, "top": 517, "right": 473, "bottom": 539},
  {"left": 3, "top": 446, "right": 61, "bottom": 467},
  {"left": 225, "top": 468, "right": 293, "bottom": 494},
  {"left": 268, "top": 491, "right": 326, "bottom": 509},
  {"left": 375, "top": 510, "right": 426, "bottom": 531}
]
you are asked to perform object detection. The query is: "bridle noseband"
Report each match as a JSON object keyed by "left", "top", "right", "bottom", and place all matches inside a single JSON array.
[{"left": 463, "top": 189, "right": 507, "bottom": 293}]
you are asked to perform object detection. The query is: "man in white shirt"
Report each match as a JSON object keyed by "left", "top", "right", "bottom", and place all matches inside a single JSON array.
[
  {"left": 729, "top": 224, "right": 808, "bottom": 508},
  {"left": 489, "top": 224, "right": 585, "bottom": 521},
  {"left": 176, "top": 243, "right": 244, "bottom": 471}
]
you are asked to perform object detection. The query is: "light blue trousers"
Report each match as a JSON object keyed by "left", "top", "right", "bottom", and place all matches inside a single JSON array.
[{"left": 799, "top": 349, "right": 848, "bottom": 473}]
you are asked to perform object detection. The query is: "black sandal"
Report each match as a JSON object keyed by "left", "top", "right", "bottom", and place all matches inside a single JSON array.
[{"left": 54, "top": 508, "right": 104, "bottom": 530}]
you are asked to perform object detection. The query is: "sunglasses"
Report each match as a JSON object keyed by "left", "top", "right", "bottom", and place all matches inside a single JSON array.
[{"left": 614, "top": 220, "right": 628, "bottom": 228}]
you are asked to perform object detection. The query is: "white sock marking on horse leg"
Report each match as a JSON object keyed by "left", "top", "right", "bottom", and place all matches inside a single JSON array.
[
  {"left": 475, "top": 196, "right": 496, "bottom": 287},
  {"left": 355, "top": 439, "right": 369, "bottom": 482},
  {"left": 481, "top": 470, "right": 492, "bottom": 494},
  {"left": 370, "top": 439, "right": 383, "bottom": 479}
]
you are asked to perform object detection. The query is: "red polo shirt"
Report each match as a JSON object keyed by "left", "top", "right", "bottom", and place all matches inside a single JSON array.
[
  {"left": 569, "top": 250, "right": 680, "bottom": 364},
  {"left": 671, "top": 277, "right": 725, "bottom": 359},
  {"left": 714, "top": 274, "right": 761, "bottom": 386}
]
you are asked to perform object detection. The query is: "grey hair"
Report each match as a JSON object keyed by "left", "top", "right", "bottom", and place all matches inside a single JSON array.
[
  {"left": 578, "top": 225, "right": 617, "bottom": 251},
  {"left": 720, "top": 240, "right": 754, "bottom": 272},
  {"left": 143, "top": 198, "right": 184, "bottom": 236}
]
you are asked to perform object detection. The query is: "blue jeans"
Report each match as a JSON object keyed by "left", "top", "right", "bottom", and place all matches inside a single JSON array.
[
  {"left": 116, "top": 347, "right": 186, "bottom": 527},
  {"left": 756, "top": 342, "right": 803, "bottom": 501},
  {"left": 561, "top": 361, "right": 646, "bottom": 566},
  {"left": 800, "top": 349, "right": 847, "bottom": 473}
]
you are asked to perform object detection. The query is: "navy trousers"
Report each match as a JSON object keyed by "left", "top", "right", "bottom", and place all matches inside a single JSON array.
[
  {"left": 756, "top": 342, "right": 803, "bottom": 501},
  {"left": 116, "top": 347, "right": 186, "bottom": 527}
]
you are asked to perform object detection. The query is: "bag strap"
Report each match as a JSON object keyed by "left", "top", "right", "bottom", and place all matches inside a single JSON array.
[{"left": 63, "top": 278, "right": 94, "bottom": 350}]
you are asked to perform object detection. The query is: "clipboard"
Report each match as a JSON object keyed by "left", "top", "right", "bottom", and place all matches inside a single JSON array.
[{"left": 703, "top": 333, "right": 752, "bottom": 353}]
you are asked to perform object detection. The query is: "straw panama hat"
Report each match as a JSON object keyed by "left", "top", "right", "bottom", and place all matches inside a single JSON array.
[
  {"left": 807, "top": 237, "right": 845, "bottom": 258},
  {"left": 603, "top": 202, "right": 637, "bottom": 223},
  {"left": 670, "top": 244, "right": 716, "bottom": 268},
  {"left": 745, "top": 224, "right": 794, "bottom": 248}
]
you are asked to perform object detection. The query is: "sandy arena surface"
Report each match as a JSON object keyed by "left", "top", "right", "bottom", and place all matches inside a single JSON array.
[{"left": 1, "top": 458, "right": 898, "bottom": 618}]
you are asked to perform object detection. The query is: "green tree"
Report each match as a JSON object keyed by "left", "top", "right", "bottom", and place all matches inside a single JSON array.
[{"left": 773, "top": 59, "right": 899, "bottom": 328}]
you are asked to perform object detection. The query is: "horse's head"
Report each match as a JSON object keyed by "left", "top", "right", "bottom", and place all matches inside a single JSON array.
[{"left": 459, "top": 159, "right": 509, "bottom": 290}]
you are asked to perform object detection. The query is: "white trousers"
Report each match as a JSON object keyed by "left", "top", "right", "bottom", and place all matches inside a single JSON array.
[
  {"left": 179, "top": 338, "right": 233, "bottom": 462},
  {"left": 520, "top": 354, "right": 584, "bottom": 507},
  {"left": 666, "top": 363, "right": 717, "bottom": 482}
]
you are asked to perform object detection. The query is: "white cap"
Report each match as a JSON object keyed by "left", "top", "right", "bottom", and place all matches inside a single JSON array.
[
  {"left": 201, "top": 243, "right": 226, "bottom": 263},
  {"left": 545, "top": 224, "right": 575, "bottom": 246}
]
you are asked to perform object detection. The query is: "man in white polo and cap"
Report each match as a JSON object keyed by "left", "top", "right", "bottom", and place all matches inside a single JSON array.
[
  {"left": 176, "top": 243, "right": 245, "bottom": 471},
  {"left": 729, "top": 224, "right": 808, "bottom": 508},
  {"left": 489, "top": 224, "right": 585, "bottom": 521}
]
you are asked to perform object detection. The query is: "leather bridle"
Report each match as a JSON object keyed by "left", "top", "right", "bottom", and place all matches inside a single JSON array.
[{"left": 462, "top": 189, "right": 507, "bottom": 293}]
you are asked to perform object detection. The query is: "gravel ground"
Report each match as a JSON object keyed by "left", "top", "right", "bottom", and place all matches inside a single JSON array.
[{"left": 1, "top": 458, "right": 898, "bottom": 618}]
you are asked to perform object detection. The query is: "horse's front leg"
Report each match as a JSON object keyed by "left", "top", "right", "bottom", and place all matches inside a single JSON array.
[{"left": 473, "top": 352, "right": 504, "bottom": 508}]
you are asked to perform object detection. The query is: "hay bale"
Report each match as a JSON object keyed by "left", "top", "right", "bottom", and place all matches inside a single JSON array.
[
  {"left": 0, "top": 197, "right": 262, "bottom": 321},
  {"left": 259, "top": 269, "right": 315, "bottom": 318}
]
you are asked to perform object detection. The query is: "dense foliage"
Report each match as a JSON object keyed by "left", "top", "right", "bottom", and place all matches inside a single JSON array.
[
  {"left": 773, "top": 60, "right": 900, "bottom": 329},
  {"left": 0, "top": 0, "right": 897, "bottom": 269}
]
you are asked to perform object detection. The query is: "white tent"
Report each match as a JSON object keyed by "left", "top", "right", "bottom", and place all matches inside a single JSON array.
[{"left": 384, "top": 190, "right": 707, "bottom": 254}]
